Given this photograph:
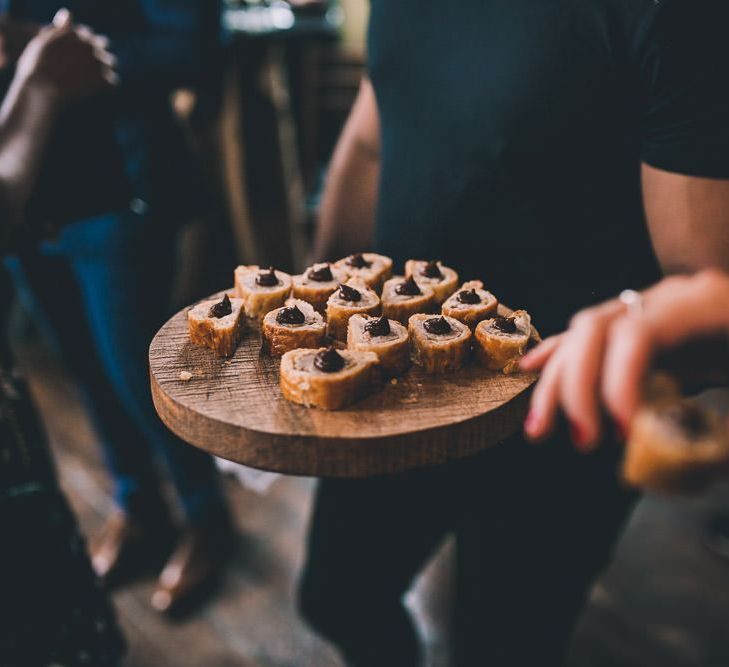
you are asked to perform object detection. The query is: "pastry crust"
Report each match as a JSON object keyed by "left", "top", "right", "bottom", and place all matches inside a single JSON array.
[
  {"left": 326, "top": 279, "right": 381, "bottom": 341},
  {"left": 262, "top": 299, "right": 326, "bottom": 357},
  {"left": 234, "top": 265, "right": 292, "bottom": 321},
  {"left": 280, "top": 348, "right": 380, "bottom": 410},
  {"left": 441, "top": 280, "right": 499, "bottom": 330},
  {"left": 408, "top": 314, "right": 472, "bottom": 373},
  {"left": 623, "top": 396, "right": 729, "bottom": 495},
  {"left": 381, "top": 276, "right": 435, "bottom": 324},
  {"left": 333, "top": 253, "right": 393, "bottom": 292},
  {"left": 405, "top": 260, "right": 459, "bottom": 304},
  {"left": 474, "top": 310, "right": 532, "bottom": 374},
  {"left": 347, "top": 314, "right": 410, "bottom": 377},
  {"left": 188, "top": 296, "right": 246, "bottom": 357},
  {"left": 292, "top": 263, "right": 349, "bottom": 313}
]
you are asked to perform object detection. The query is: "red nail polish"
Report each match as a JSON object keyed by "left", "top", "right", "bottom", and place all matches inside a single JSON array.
[
  {"left": 614, "top": 419, "right": 628, "bottom": 441},
  {"left": 524, "top": 409, "right": 539, "bottom": 433},
  {"left": 569, "top": 421, "right": 589, "bottom": 449}
]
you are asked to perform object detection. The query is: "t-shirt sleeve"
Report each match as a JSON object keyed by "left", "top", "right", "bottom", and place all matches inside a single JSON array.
[{"left": 638, "top": 0, "right": 729, "bottom": 178}]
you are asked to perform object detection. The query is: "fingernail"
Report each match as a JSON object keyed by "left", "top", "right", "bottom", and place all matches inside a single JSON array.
[
  {"left": 524, "top": 409, "right": 540, "bottom": 438},
  {"left": 569, "top": 421, "right": 591, "bottom": 450}
]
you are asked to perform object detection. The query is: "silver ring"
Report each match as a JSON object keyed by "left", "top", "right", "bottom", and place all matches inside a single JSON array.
[{"left": 619, "top": 289, "right": 644, "bottom": 316}]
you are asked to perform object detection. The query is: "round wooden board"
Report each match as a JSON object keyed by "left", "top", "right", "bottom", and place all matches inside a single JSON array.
[{"left": 149, "top": 291, "right": 539, "bottom": 478}]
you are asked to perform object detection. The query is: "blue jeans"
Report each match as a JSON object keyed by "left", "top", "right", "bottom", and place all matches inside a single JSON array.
[{"left": 5, "top": 211, "right": 224, "bottom": 522}]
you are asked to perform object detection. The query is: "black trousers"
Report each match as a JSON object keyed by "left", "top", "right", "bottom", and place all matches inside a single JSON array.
[{"left": 299, "top": 430, "right": 635, "bottom": 667}]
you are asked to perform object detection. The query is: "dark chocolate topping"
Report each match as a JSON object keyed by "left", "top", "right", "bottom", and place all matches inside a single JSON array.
[
  {"left": 364, "top": 316, "right": 391, "bottom": 337},
  {"left": 338, "top": 283, "right": 362, "bottom": 302},
  {"left": 314, "top": 347, "right": 345, "bottom": 373},
  {"left": 209, "top": 293, "right": 232, "bottom": 318},
  {"left": 395, "top": 275, "right": 422, "bottom": 296},
  {"left": 664, "top": 403, "right": 711, "bottom": 439},
  {"left": 491, "top": 316, "right": 518, "bottom": 335},
  {"left": 423, "top": 316, "right": 453, "bottom": 335},
  {"left": 256, "top": 266, "right": 279, "bottom": 287},
  {"left": 421, "top": 260, "right": 444, "bottom": 280},
  {"left": 276, "top": 304, "right": 306, "bottom": 325},
  {"left": 308, "top": 264, "right": 334, "bottom": 282},
  {"left": 457, "top": 288, "right": 481, "bottom": 304},
  {"left": 347, "top": 253, "right": 372, "bottom": 269}
]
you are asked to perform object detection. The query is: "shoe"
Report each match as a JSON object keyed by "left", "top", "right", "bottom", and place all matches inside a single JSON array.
[
  {"left": 91, "top": 510, "right": 176, "bottom": 589},
  {"left": 150, "top": 514, "right": 234, "bottom": 617}
]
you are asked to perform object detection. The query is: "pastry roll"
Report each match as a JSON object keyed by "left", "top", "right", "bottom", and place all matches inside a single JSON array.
[
  {"left": 292, "top": 262, "right": 349, "bottom": 313},
  {"left": 623, "top": 397, "right": 729, "bottom": 495},
  {"left": 326, "top": 280, "right": 381, "bottom": 341},
  {"left": 280, "top": 347, "right": 380, "bottom": 410},
  {"left": 381, "top": 275, "right": 435, "bottom": 325},
  {"left": 188, "top": 293, "right": 245, "bottom": 357},
  {"left": 474, "top": 311, "right": 532, "bottom": 374},
  {"left": 347, "top": 314, "right": 410, "bottom": 377},
  {"left": 333, "top": 253, "right": 393, "bottom": 292},
  {"left": 441, "top": 280, "right": 499, "bottom": 330},
  {"left": 234, "top": 265, "right": 292, "bottom": 320},
  {"left": 262, "top": 299, "right": 326, "bottom": 356},
  {"left": 405, "top": 260, "right": 459, "bottom": 304},
  {"left": 408, "top": 314, "right": 471, "bottom": 373}
]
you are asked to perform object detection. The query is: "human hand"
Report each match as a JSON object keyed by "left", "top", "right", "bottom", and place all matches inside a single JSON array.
[
  {"left": 520, "top": 269, "right": 729, "bottom": 450},
  {"left": 14, "top": 9, "right": 117, "bottom": 103},
  {"left": 0, "top": 15, "right": 40, "bottom": 69}
]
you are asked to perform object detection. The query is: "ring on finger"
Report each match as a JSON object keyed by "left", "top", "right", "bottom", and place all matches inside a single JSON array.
[{"left": 619, "top": 289, "right": 644, "bottom": 316}]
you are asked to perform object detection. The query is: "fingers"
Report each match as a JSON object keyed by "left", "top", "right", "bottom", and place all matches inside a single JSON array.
[
  {"left": 557, "top": 313, "right": 609, "bottom": 450},
  {"left": 52, "top": 8, "right": 72, "bottom": 29},
  {"left": 75, "top": 23, "right": 111, "bottom": 51},
  {"left": 524, "top": 347, "right": 564, "bottom": 442},
  {"left": 601, "top": 317, "right": 653, "bottom": 434},
  {"left": 519, "top": 334, "right": 562, "bottom": 371},
  {"left": 94, "top": 48, "right": 117, "bottom": 68},
  {"left": 102, "top": 67, "right": 119, "bottom": 86}
]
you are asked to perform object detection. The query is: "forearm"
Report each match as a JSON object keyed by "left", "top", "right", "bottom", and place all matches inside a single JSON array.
[
  {"left": 643, "top": 164, "right": 729, "bottom": 274},
  {"left": 313, "top": 77, "right": 380, "bottom": 261},
  {"left": 314, "top": 137, "right": 379, "bottom": 261},
  {"left": 0, "top": 72, "right": 59, "bottom": 226}
]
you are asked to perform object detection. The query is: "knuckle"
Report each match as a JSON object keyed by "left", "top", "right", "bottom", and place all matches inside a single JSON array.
[
  {"left": 569, "top": 309, "right": 598, "bottom": 330},
  {"left": 695, "top": 267, "right": 729, "bottom": 289}
]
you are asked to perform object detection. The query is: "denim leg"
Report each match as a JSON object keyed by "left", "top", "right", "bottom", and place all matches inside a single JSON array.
[
  {"left": 48, "top": 213, "right": 224, "bottom": 522},
  {"left": 3, "top": 252, "right": 163, "bottom": 512}
]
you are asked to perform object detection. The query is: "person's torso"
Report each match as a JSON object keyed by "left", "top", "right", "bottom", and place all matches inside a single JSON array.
[{"left": 368, "top": 0, "right": 662, "bottom": 333}]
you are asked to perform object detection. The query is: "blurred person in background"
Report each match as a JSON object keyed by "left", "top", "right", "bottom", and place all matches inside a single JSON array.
[
  {"left": 0, "top": 0, "right": 232, "bottom": 616},
  {"left": 301, "top": 1, "right": 729, "bottom": 665},
  {"left": 0, "top": 13, "right": 125, "bottom": 665}
]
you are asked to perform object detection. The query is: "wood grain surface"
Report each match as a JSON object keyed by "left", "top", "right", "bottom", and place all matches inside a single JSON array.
[{"left": 149, "top": 292, "right": 539, "bottom": 478}]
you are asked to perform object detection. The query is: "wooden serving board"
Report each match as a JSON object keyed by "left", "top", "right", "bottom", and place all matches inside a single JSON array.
[{"left": 149, "top": 291, "right": 539, "bottom": 478}]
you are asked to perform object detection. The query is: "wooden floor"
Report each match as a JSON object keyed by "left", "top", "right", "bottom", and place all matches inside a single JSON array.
[{"left": 16, "top": 336, "right": 729, "bottom": 667}]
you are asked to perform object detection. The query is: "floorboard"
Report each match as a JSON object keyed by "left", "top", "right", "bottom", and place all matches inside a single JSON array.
[{"left": 14, "top": 336, "right": 729, "bottom": 667}]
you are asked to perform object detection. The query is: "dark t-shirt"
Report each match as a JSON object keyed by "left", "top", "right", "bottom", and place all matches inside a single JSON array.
[{"left": 368, "top": 0, "right": 729, "bottom": 334}]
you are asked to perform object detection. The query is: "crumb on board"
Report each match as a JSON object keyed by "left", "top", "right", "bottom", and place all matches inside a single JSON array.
[{"left": 179, "top": 371, "right": 193, "bottom": 381}]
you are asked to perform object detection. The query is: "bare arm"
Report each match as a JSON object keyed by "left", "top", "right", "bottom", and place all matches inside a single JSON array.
[
  {"left": 0, "top": 12, "right": 115, "bottom": 238},
  {"left": 0, "top": 69, "right": 61, "bottom": 228},
  {"left": 521, "top": 166, "right": 729, "bottom": 449},
  {"left": 642, "top": 163, "right": 729, "bottom": 274},
  {"left": 313, "top": 76, "right": 380, "bottom": 261}
]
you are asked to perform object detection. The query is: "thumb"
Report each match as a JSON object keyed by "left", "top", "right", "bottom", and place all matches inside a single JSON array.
[{"left": 52, "top": 8, "right": 73, "bottom": 28}]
